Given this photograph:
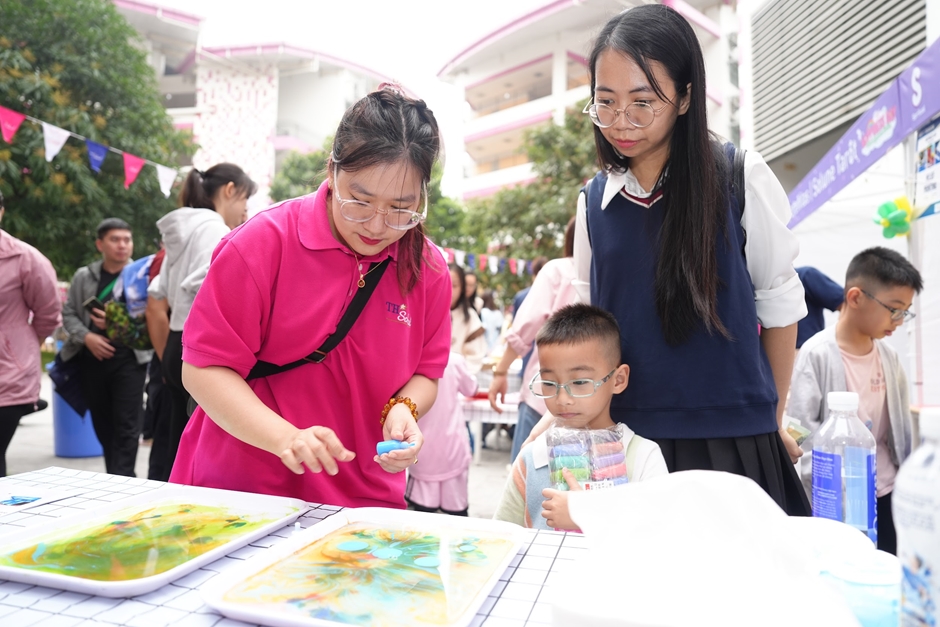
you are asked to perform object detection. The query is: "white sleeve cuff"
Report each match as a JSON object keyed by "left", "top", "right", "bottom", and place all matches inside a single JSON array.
[{"left": 755, "top": 273, "right": 807, "bottom": 328}]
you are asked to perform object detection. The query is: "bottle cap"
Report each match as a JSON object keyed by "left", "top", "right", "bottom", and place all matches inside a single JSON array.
[
  {"left": 918, "top": 408, "right": 940, "bottom": 441},
  {"left": 827, "top": 391, "right": 859, "bottom": 411}
]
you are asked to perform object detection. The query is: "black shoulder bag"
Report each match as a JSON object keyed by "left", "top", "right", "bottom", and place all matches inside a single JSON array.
[{"left": 246, "top": 257, "right": 391, "bottom": 380}]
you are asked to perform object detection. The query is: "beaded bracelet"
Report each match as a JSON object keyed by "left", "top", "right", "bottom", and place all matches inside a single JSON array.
[{"left": 380, "top": 396, "right": 418, "bottom": 426}]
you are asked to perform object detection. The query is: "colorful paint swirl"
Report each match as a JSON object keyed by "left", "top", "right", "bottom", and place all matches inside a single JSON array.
[
  {"left": 223, "top": 522, "right": 517, "bottom": 626},
  {"left": 0, "top": 503, "right": 277, "bottom": 581}
]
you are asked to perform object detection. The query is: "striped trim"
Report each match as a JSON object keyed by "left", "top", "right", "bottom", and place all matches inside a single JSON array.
[{"left": 620, "top": 188, "right": 664, "bottom": 208}]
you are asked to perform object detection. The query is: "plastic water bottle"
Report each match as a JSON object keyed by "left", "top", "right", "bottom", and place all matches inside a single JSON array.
[
  {"left": 893, "top": 408, "right": 940, "bottom": 626},
  {"left": 812, "top": 391, "right": 877, "bottom": 544}
]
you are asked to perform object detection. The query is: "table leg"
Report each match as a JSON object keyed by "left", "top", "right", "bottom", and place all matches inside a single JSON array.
[{"left": 470, "top": 421, "right": 483, "bottom": 466}]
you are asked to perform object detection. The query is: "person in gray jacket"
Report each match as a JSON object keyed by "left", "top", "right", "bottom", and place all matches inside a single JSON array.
[
  {"left": 61, "top": 218, "right": 150, "bottom": 476},
  {"left": 146, "top": 163, "right": 256, "bottom": 479},
  {"left": 788, "top": 247, "right": 922, "bottom": 555}
]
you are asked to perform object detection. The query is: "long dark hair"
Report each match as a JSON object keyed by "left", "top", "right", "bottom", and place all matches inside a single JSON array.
[
  {"left": 589, "top": 5, "right": 729, "bottom": 345},
  {"left": 178, "top": 163, "right": 256, "bottom": 211},
  {"left": 331, "top": 86, "right": 442, "bottom": 295},
  {"left": 449, "top": 263, "right": 471, "bottom": 323}
]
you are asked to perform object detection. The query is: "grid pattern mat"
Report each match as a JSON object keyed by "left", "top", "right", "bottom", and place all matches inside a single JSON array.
[{"left": 0, "top": 467, "right": 585, "bottom": 627}]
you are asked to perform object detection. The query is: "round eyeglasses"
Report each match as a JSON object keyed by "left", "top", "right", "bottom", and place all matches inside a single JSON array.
[
  {"left": 529, "top": 369, "right": 617, "bottom": 399},
  {"left": 582, "top": 99, "right": 670, "bottom": 129},
  {"left": 332, "top": 168, "right": 427, "bottom": 231},
  {"left": 861, "top": 289, "right": 916, "bottom": 322}
]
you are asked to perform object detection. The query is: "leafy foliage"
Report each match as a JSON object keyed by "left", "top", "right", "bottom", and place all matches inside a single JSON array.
[
  {"left": 462, "top": 101, "right": 597, "bottom": 297},
  {"left": 0, "top": 0, "right": 194, "bottom": 278},
  {"left": 269, "top": 137, "right": 331, "bottom": 202}
]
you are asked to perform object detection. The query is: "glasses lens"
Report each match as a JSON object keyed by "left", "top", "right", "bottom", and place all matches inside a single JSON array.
[
  {"left": 591, "top": 104, "right": 616, "bottom": 127},
  {"left": 567, "top": 379, "right": 597, "bottom": 397},
  {"left": 625, "top": 103, "right": 654, "bottom": 128},
  {"left": 386, "top": 210, "right": 421, "bottom": 230},
  {"left": 341, "top": 201, "right": 374, "bottom": 223},
  {"left": 530, "top": 380, "right": 558, "bottom": 398}
]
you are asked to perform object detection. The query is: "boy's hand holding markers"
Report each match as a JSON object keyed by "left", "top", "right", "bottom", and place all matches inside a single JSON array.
[{"left": 541, "top": 467, "right": 583, "bottom": 531}]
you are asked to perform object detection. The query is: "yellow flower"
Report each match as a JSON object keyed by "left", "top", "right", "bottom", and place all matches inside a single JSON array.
[
  {"left": 0, "top": 37, "right": 12, "bottom": 48},
  {"left": 52, "top": 90, "right": 71, "bottom": 107},
  {"left": 22, "top": 49, "right": 36, "bottom": 63},
  {"left": 7, "top": 67, "right": 23, "bottom": 78},
  {"left": 50, "top": 172, "right": 68, "bottom": 186},
  {"left": 42, "top": 74, "right": 61, "bottom": 89},
  {"left": 0, "top": 150, "right": 11, "bottom": 162},
  {"left": 93, "top": 115, "right": 107, "bottom": 130}
]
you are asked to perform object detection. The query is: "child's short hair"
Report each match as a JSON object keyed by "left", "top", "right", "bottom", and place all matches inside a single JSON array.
[
  {"left": 536, "top": 304, "right": 622, "bottom": 364},
  {"left": 845, "top": 247, "right": 923, "bottom": 293}
]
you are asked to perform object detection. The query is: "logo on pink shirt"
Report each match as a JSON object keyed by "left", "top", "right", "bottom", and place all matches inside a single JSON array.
[{"left": 385, "top": 301, "right": 412, "bottom": 327}]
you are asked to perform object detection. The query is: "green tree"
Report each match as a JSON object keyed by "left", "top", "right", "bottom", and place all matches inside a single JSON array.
[
  {"left": 0, "top": 0, "right": 194, "bottom": 278},
  {"left": 269, "top": 138, "right": 331, "bottom": 202},
  {"left": 463, "top": 101, "right": 597, "bottom": 296}
]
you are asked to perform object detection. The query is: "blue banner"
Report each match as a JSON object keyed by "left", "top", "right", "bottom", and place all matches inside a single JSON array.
[{"left": 86, "top": 139, "right": 108, "bottom": 173}]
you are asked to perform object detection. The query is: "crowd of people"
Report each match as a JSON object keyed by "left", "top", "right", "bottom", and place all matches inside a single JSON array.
[{"left": 0, "top": 5, "right": 926, "bottom": 553}]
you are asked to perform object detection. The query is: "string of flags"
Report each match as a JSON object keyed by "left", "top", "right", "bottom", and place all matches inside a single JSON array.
[
  {"left": 438, "top": 246, "right": 536, "bottom": 277},
  {"left": 0, "top": 104, "right": 178, "bottom": 197}
]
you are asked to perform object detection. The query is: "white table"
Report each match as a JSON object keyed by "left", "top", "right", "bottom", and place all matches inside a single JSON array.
[
  {"left": 464, "top": 393, "right": 519, "bottom": 465},
  {"left": 0, "top": 467, "right": 585, "bottom": 627}
]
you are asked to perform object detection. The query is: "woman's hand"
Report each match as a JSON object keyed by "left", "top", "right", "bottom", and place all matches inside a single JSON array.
[
  {"left": 779, "top": 427, "right": 803, "bottom": 465},
  {"left": 488, "top": 372, "right": 509, "bottom": 413},
  {"left": 280, "top": 426, "right": 356, "bottom": 475},
  {"left": 522, "top": 411, "right": 555, "bottom": 448},
  {"left": 375, "top": 403, "right": 423, "bottom": 473}
]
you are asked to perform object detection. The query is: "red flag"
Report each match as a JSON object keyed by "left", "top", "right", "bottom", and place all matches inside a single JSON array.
[
  {"left": 509, "top": 258, "right": 517, "bottom": 274},
  {"left": 122, "top": 153, "right": 145, "bottom": 189},
  {"left": 0, "top": 106, "right": 26, "bottom": 144},
  {"left": 479, "top": 254, "right": 487, "bottom": 270}
]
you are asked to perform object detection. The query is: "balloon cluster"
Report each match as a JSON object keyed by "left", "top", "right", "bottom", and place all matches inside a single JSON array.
[{"left": 873, "top": 197, "right": 913, "bottom": 238}]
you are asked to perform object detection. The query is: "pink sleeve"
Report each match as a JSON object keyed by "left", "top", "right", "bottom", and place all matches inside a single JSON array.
[
  {"left": 454, "top": 354, "right": 478, "bottom": 397},
  {"left": 414, "top": 255, "right": 453, "bottom": 380},
  {"left": 505, "top": 262, "right": 562, "bottom": 356},
  {"left": 22, "top": 247, "right": 61, "bottom": 339},
  {"left": 182, "top": 237, "right": 269, "bottom": 378}
]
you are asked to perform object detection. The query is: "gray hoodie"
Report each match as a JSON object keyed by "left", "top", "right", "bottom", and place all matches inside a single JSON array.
[{"left": 148, "top": 208, "right": 229, "bottom": 331}]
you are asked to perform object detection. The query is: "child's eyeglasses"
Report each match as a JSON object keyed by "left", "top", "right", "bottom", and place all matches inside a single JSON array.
[
  {"left": 860, "top": 289, "right": 916, "bottom": 322},
  {"left": 529, "top": 369, "right": 617, "bottom": 399},
  {"left": 332, "top": 166, "right": 427, "bottom": 231},
  {"left": 582, "top": 99, "right": 670, "bottom": 129}
]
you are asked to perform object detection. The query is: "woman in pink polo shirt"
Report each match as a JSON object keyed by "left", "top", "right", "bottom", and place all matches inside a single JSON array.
[{"left": 169, "top": 86, "right": 452, "bottom": 508}]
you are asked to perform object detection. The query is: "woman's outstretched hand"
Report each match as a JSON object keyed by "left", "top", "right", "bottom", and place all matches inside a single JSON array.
[
  {"left": 280, "top": 426, "right": 356, "bottom": 475},
  {"left": 375, "top": 404, "right": 424, "bottom": 473}
]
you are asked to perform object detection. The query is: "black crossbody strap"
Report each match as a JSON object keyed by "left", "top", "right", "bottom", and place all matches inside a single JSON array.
[{"left": 246, "top": 257, "right": 391, "bottom": 381}]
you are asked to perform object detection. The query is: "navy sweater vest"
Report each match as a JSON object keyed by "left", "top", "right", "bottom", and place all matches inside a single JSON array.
[{"left": 584, "top": 145, "right": 778, "bottom": 439}]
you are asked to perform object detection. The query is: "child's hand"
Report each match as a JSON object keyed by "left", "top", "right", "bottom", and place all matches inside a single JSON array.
[{"left": 540, "top": 468, "right": 582, "bottom": 531}]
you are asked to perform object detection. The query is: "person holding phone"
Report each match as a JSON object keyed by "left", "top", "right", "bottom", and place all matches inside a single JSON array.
[{"left": 61, "top": 218, "right": 151, "bottom": 476}]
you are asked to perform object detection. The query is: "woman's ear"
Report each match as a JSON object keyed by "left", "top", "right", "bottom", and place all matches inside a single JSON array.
[
  {"left": 221, "top": 181, "right": 236, "bottom": 200},
  {"left": 677, "top": 83, "right": 692, "bottom": 115},
  {"left": 613, "top": 364, "right": 630, "bottom": 393}
]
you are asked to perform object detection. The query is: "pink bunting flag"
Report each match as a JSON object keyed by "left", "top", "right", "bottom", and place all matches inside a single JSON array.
[
  {"left": 0, "top": 106, "right": 26, "bottom": 144},
  {"left": 509, "top": 259, "right": 517, "bottom": 274},
  {"left": 479, "top": 254, "right": 487, "bottom": 270},
  {"left": 122, "top": 153, "right": 146, "bottom": 189},
  {"left": 444, "top": 248, "right": 455, "bottom": 263}
]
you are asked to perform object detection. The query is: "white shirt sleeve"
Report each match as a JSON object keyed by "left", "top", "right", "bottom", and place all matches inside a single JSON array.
[
  {"left": 573, "top": 191, "right": 592, "bottom": 304},
  {"left": 742, "top": 150, "right": 807, "bottom": 328},
  {"left": 147, "top": 259, "right": 167, "bottom": 300}
]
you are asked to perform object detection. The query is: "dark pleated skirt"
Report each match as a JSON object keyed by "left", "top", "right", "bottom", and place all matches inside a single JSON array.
[{"left": 651, "top": 431, "right": 812, "bottom": 517}]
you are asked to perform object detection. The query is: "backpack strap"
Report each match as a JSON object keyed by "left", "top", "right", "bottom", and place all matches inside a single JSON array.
[{"left": 245, "top": 257, "right": 391, "bottom": 381}]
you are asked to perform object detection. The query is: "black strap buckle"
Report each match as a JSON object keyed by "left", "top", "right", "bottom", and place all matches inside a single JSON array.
[{"left": 304, "top": 350, "right": 328, "bottom": 364}]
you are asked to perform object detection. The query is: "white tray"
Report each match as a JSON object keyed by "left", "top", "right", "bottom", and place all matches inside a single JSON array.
[
  {"left": 0, "top": 485, "right": 305, "bottom": 597},
  {"left": 202, "top": 507, "right": 526, "bottom": 627}
]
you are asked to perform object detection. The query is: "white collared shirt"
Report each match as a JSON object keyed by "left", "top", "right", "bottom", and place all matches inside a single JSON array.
[{"left": 573, "top": 150, "right": 807, "bottom": 328}]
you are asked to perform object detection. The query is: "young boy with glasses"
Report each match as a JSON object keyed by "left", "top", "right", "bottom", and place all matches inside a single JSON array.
[
  {"left": 788, "top": 246, "right": 923, "bottom": 554},
  {"left": 494, "top": 304, "right": 667, "bottom": 530}
]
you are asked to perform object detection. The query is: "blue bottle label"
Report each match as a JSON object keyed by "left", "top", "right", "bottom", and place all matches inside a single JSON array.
[{"left": 812, "top": 450, "right": 841, "bottom": 521}]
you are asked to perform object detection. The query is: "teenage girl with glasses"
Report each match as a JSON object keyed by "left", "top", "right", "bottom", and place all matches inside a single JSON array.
[
  {"left": 529, "top": 5, "right": 811, "bottom": 515},
  {"left": 169, "top": 86, "right": 452, "bottom": 508}
]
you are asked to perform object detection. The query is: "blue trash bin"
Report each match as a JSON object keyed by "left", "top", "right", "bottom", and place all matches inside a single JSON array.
[{"left": 52, "top": 389, "right": 103, "bottom": 458}]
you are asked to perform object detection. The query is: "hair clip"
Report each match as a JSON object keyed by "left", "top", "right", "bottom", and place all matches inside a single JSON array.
[{"left": 377, "top": 81, "right": 404, "bottom": 95}]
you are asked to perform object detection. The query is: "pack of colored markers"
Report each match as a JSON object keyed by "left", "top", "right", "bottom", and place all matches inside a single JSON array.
[{"left": 545, "top": 424, "right": 630, "bottom": 491}]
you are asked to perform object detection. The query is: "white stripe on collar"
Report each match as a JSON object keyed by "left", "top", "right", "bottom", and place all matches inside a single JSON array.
[{"left": 601, "top": 169, "right": 654, "bottom": 209}]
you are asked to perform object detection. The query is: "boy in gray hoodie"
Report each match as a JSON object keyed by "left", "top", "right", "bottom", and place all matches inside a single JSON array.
[{"left": 788, "top": 246, "right": 923, "bottom": 555}]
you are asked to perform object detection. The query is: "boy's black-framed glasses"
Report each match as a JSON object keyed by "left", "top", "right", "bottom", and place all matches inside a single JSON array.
[
  {"left": 860, "top": 289, "right": 916, "bottom": 322},
  {"left": 529, "top": 369, "right": 617, "bottom": 399}
]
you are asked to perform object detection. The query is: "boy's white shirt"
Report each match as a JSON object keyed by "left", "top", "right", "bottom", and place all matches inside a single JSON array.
[
  {"left": 788, "top": 325, "right": 912, "bottom": 468},
  {"left": 572, "top": 150, "right": 807, "bottom": 329}
]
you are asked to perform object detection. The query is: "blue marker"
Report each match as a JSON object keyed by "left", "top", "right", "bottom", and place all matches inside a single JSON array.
[{"left": 376, "top": 440, "right": 416, "bottom": 455}]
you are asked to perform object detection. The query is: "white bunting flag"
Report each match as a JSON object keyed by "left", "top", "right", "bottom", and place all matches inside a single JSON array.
[
  {"left": 516, "top": 259, "right": 526, "bottom": 277},
  {"left": 487, "top": 254, "right": 499, "bottom": 274},
  {"left": 454, "top": 250, "right": 466, "bottom": 267},
  {"left": 156, "top": 164, "right": 178, "bottom": 198},
  {"left": 41, "top": 122, "right": 71, "bottom": 162}
]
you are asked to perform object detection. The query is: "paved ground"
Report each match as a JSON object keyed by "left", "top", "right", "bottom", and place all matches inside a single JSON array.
[{"left": 5, "top": 375, "right": 515, "bottom": 520}]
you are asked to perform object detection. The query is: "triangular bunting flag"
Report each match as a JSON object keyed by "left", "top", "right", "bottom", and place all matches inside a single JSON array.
[
  {"left": 465, "top": 253, "right": 475, "bottom": 269},
  {"left": 444, "top": 248, "right": 455, "bottom": 263},
  {"left": 479, "top": 254, "right": 487, "bottom": 270},
  {"left": 488, "top": 255, "right": 499, "bottom": 274},
  {"left": 156, "top": 164, "right": 178, "bottom": 198},
  {"left": 455, "top": 250, "right": 466, "bottom": 267},
  {"left": 122, "top": 153, "right": 146, "bottom": 189},
  {"left": 509, "top": 259, "right": 517, "bottom": 275},
  {"left": 0, "top": 106, "right": 26, "bottom": 144},
  {"left": 41, "top": 122, "right": 71, "bottom": 162},
  {"left": 919, "top": 202, "right": 937, "bottom": 219},
  {"left": 517, "top": 259, "right": 526, "bottom": 277},
  {"left": 86, "top": 140, "right": 108, "bottom": 172}
]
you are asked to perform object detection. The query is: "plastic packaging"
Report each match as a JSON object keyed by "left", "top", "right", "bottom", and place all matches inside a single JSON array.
[
  {"left": 812, "top": 391, "right": 878, "bottom": 544},
  {"left": 820, "top": 550, "right": 900, "bottom": 627},
  {"left": 893, "top": 407, "right": 940, "bottom": 626},
  {"left": 545, "top": 423, "right": 630, "bottom": 490}
]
